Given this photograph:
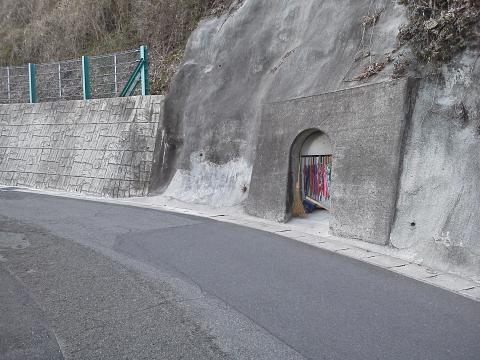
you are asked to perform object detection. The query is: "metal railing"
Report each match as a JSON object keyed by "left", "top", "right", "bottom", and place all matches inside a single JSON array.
[{"left": 0, "top": 46, "right": 149, "bottom": 104}]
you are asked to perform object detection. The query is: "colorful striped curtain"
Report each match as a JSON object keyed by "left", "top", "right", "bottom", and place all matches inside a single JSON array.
[{"left": 301, "top": 155, "right": 332, "bottom": 210}]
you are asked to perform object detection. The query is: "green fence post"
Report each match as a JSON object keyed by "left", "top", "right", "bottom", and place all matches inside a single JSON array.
[
  {"left": 28, "top": 63, "right": 37, "bottom": 103},
  {"left": 82, "top": 55, "right": 91, "bottom": 100},
  {"left": 140, "top": 45, "right": 149, "bottom": 96}
]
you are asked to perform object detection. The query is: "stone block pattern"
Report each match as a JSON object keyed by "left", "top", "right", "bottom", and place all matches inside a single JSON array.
[{"left": 0, "top": 95, "right": 164, "bottom": 197}]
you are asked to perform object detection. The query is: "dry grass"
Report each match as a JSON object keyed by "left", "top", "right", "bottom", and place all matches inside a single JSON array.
[
  {"left": 398, "top": 0, "right": 480, "bottom": 64},
  {"left": 0, "top": 0, "right": 234, "bottom": 94}
]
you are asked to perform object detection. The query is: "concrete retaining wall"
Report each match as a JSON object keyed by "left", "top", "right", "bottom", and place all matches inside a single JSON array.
[
  {"left": 0, "top": 96, "right": 164, "bottom": 197},
  {"left": 246, "top": 79, "right": 416, "bottom": 245}
]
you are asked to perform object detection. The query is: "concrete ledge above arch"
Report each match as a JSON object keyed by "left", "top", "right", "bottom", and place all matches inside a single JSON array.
[{"left": 246, "top": 79, "right": 418, "bottom": 245}]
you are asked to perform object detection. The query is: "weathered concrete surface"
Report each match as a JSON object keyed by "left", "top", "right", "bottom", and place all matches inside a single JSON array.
[
  {"left": 246, "top": 79, "right": 416, "bottom": 245},
  {"left": 155, "top": 0, "right": 406, "bottom": 206},
  {"left": 0, "top": 96, "right": 164, "bottom": 197},
  {"left": 391, "top": 51, "right": 480, "bottom": 277}
]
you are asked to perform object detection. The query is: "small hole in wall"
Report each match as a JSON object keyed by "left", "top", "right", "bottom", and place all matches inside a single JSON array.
[{"left": 410, "top": 222, "right": 416, "bottom": 227}]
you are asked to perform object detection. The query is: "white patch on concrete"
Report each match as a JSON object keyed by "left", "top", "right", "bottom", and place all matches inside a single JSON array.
[
  {"left": 204, "top": 65, "right": 214, "bottom": 74},
  {"left": 436, "top": 61, "right": 473, "bottom": 106},
  {"left": 164, "top": 156, "right": 252, "bottom": 207},
  {"left": 158, "top": 129, "right": 168, "bottom": 168}
]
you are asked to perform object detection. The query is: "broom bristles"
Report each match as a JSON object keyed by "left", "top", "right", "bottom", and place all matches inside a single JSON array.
[{"left": 292, "top": 180, "right": 305, "bottom": 217}]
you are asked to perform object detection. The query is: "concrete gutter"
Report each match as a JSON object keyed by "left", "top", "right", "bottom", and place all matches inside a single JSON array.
[{"left": 2, "top": 185, "right": 479, "bottom": 302}]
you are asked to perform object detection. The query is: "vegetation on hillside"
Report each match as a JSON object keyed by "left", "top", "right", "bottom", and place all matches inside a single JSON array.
[
  {"left": 353, "top": 1, "right": 479, "bottom": 81},
  {"left": 398, "top": 0, "right": 480, "bottom": 64},
  {"left": 0, "top": 0, "right": 234, "bottom": 94}
]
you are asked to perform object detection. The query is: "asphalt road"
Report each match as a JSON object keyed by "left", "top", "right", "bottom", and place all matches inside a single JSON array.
[{"left": 0, "top": 189, "right": 479, "bottom": 360}]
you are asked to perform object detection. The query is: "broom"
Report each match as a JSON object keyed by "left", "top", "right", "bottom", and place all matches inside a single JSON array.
[{"left": 292, "top": 165, "right": 306, "bottom": 217}]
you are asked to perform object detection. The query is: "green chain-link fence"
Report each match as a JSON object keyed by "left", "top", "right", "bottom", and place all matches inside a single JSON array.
[{"left": 0, "top": 46, "right": 149, "bottom": 104}]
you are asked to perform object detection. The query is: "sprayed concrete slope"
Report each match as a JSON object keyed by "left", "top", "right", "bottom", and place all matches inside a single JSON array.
[
  {"left": 390, "top": 53, "right": 480, "bottom": 277},
  {"left": 157, "top": 0, "right": 480, "bottom": 277},
  {"left": 156, "top": 0, "right": 406, "bottom": 197}
]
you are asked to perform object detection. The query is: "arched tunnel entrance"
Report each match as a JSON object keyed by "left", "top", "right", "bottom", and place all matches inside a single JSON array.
[
  {"left": 289, "top": 129, "right": 332, "bottom": 233},
  {"left": 247, "top": 80, "right": 411, "bottom": 244}
]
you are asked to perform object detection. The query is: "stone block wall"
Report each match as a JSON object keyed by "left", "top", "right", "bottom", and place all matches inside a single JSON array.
[{"left": 0, "top": 96, "right": 164, "bottom": 197}]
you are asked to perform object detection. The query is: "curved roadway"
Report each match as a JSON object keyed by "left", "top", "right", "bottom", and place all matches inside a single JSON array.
[{"left": 0, "top": 189, "right": 479, "bottom": 360}]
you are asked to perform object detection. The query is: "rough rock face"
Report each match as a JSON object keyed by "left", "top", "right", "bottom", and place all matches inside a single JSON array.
[{"left": 155, "top": 0, "right": 480, "bottom": 276}]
